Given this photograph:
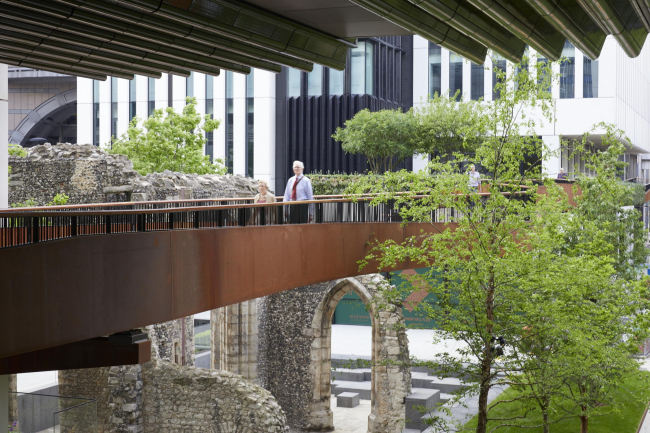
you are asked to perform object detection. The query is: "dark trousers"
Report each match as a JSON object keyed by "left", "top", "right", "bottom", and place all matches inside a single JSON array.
[{"left": 286, "top": 203, "right": 310, "bottom": 224}]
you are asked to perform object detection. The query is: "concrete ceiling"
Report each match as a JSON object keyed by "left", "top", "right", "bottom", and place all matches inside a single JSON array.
[
  {"left": 0, "top": 0, "right": 647, "bottom": 80},
  {"left": 244, "top": 0, "right": 413, "bottom": 38}
]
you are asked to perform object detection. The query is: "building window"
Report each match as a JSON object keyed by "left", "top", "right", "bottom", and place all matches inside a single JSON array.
[
  {"left": 537, "top": 56, "right": 551, "bottom": 94},
  {"left": 429, "top": 43, "right": 441, "bottom": 97},
  {"left": 307, "top": 64, "right": 323, "bottom": 96},
  {"left": 350, "top": 41, "right": 374, "bottom": 95},
  {"left": 492, "top": 54, "right": 506, "bottom": 100},
  {"left": 93, "top": 80, "right": 100, "bottom": 147},
  {"left": 148, "top": 77, "right": 155, "bottom": 117},
  {"left": 287, "top": 68, "right": 301, "bottom": 98},
  {"left": 471, "top": 63, "right": 484, "bottom": 100},
  {"left": 449, "top": 52, "right": 463, "bottom": 100},
  {"left": 246, "top": 70, "right": 254, "bottom": 177},
  {"left": 583, "top": 56, "right": 599, "bottom": 98},
  {"left": 111, "top": 77, "right": 118, "bottom": 140},
  {"left": 205, "top": 74, "right": 214, "bottom": 161},
  {"left": 186, "top": 71, "right": 194, "bottom": 98},
  {"left": 560, "top": 41, "right": 575, "bottom": 99},
  {"left": 129, "top": 79, "right": 136, "bottom": 121},
  {"left": 225, "top": 71, "right": 234, "bottom": 174},
  {"left": 329, "top": 68, "right": 344, "bottom": 96}
]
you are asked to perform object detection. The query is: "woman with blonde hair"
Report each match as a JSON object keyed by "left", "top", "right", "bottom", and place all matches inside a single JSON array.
[{"left": 251, "top": 180, "right": 276, "bottom": 224}]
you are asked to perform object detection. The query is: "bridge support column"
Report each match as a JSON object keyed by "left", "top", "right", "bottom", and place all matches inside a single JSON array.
[
  {"left": 1, "top": 63, "right": 8, "bottom": 208},
  {"left": 211, "top": 299, "right": 259, "bottom": 382}
]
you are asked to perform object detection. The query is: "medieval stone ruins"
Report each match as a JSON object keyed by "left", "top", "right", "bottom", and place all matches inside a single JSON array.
[{"left": 7, "top": 144, "right": 456, "bottom": 433}]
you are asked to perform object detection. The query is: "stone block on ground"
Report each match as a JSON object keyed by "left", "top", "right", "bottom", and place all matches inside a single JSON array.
[
  {"left": 405, "top": 389, "right": 440, "bottom": 431},
  {"left": 337, "top": 392, "right": 360, "bottom": 408}
]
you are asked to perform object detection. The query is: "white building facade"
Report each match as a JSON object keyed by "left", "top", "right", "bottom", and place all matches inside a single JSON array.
[{"left": 77, "top": 34, "right": 650, "bottom": 189}]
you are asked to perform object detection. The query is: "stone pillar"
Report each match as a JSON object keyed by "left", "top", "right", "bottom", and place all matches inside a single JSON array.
[
  {"left": 108, "top": 365, "right": 144, "bottom": 433},
  {"left": 1, "top": 63, "right": 8, "bottom": 208},
  {"left": 211, "top": 299, "right": 259, "bottom": 382},
  {"left": 1, "top": 375, "right": 7, "bottom": 433},
  {"left": 8, "top": 375, "right": 16, "bottom": 425}
]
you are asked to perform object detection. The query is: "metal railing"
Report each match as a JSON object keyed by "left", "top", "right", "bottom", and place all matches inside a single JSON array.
[{"left": 0, "top": 188, "right": 536, "bottom": 250}]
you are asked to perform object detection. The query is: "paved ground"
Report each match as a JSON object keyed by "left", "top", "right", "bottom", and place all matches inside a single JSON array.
[{"left": 331, "top": 395, "right": 372, "bottom": 433}]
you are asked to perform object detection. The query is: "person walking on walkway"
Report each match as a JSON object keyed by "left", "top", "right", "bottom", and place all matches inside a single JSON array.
[
  {"left": 283, "top": 160, "right": 314, "bottom": 223},
  {"left": 251, "top": 180, "right": 276, "bottom": 225}
]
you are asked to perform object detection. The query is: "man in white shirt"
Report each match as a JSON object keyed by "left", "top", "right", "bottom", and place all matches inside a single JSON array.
[{"left": 283, "top": 160, "right": 314, "bottom": 223}]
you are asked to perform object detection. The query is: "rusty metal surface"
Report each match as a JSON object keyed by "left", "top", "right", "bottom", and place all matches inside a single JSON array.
[
  {"left": 0, "top": 222, "right": 448, "bottom": 360},
  {"left": 0, "top": 338, "right": 151, "bottom": 375}
]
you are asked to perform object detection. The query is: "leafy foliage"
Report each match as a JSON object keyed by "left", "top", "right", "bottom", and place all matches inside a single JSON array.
[
  {"left": 108, "top": 97, "right": 226, "bottom": 175},
  {"left": 309, "top": 173, "right": 379, "bottom": 195},
  {"left": 332, "top": 108, "right": 417, "bottom": 173},
  {"left": 345, "top": 57, "right": 650, "bottom": 433},
  {"left": 413, "top": 91, "right": 487, "bottom": 155}
]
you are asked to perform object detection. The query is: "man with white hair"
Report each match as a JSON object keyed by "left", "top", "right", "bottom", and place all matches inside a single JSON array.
[{"left": 283, "top": 160, "right": 314, "bottom": 223}]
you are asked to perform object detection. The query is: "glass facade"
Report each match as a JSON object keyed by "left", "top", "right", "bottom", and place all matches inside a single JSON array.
[
  {"left": 307, "top": 64, "right": 322, "bottom": 96},
  {"left": 470, "top": 63, "right": 484, "bottom": 100},
  {"left": 225, "top": 71, "right": 234, "bottom": 174},
  {"left": 492, "top": 54, "right": 506, "bottom": 100},
  {"left": 148, "top": 77, "right": 155, "bottom": 117},
  {"left": 583, "top": 56, "right": 599, "bottom": 98},
  {"left": 560, "top": 41, "right": 575, "bottom": 98},
  {"left": 186, "top": 72, "right": 194, "bottom": 98},
  {"left": 92, "top": 80, "right": 99, "bottom": 147},
  {"left": 329, "top": 68, "right": 344, "bottom": 95},
  {"left": 129, "top": 79, "right": 136, "bottom": 121},
  {"left": 537, "top": 56, "right": 551, "bottom": 94},
  {"left": 429, "top": 43, "right": 441, "bottom": 97},
  {"left": 287, "top": 68, "right": 301, "bottom": 98},
  {"left": 246, "top": 70, "right": 255, "bottom": 177},
  {"left": 350, "top": 41, "right": 374, "bottom": 95},
  {"left": 111, "top": 77, "right": 117, "bottom": 140},
  {"left": 205, "top": 74, "right": 214, "bottom": 160},
  {"left": 449, "top": 52, "right": 463, "bottom": 100}
]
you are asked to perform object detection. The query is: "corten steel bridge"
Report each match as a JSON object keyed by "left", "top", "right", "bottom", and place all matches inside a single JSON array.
[{"left": 0, "top": 183, "right": 579, "bottom": 375}]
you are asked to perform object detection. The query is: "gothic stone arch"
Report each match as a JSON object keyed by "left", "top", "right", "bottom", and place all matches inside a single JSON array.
[{"left": 258, "top": 275, "right": 411, "bottom": 433}]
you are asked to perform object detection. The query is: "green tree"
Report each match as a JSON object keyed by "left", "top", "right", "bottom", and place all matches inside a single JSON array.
[
  {"left": 108, "top": 97, "right": 225, "bottom": 175},
  {"left": 347, "top": 58, "right": 650, "bottom": 433},
  {"left": 413, "top": 91, "right": 487, "bottom": 155},
  {"left": 332, "top": 108, "right": 417, "bottom": 173}
]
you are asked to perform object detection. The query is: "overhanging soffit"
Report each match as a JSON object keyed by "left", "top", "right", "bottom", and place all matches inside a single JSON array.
[{"left": 0, "top": 0, "right": 647, "bottom": 77}]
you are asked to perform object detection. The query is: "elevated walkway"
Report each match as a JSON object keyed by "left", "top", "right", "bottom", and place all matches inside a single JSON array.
[{"left": 0, "top": 184, "right": 578, "bottom": 372}]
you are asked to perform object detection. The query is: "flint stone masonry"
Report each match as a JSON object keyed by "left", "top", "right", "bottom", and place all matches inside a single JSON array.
[
  {"left": 8, "top": 143, "right": 260, "bottom": 206},
  {"left": 9, "top": 374, "right": 17, "bottom": 424},
  {"left": 258, "top": 275, "right": 411, "bottom": 433},
  {"left": 142, "top": 359, "right": 288, "bottom": 433},
  {"left": 58, "top": 367, "right": 111, "bottom": 433}
]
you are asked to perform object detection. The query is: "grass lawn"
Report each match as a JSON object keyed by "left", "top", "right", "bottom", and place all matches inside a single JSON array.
[{"left": 463, "top": 371, "right": 650, "bottom": 432}]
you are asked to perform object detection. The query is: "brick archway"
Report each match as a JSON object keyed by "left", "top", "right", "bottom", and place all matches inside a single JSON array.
[{"left": 308, "top": 276, "right": 411, "bottom": 433}]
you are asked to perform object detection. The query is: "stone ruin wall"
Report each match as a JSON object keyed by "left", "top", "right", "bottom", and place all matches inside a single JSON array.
[
  {"left": 142, "top": 360, "right": 287, "bottom": 433},
  {"left": 8, "top": 143, "right": 260, "bottom": 206},
  {"left": 258, "top": 275, "right": 412, "bottom": 433}
]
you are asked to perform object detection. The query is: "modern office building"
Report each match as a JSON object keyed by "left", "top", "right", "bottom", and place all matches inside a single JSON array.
[{"left": 75, "top": 34, "right": 650, "bottom": 191}]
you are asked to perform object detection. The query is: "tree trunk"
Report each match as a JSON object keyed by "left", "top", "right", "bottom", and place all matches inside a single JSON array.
[
  {"left": 542, "top": 411, "right": 550, "bottom": 433},
  {"left": 475, "top": 365, "right": 491, "bottom": 433},
  {"left": 477, "top": 281, "right": 495, "bottom": 433},
  {"left": 580, "top": 415, "right": 589, "bottom": 433}
]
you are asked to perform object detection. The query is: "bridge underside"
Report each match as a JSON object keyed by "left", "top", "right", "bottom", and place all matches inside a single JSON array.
[
  {"left": 0, "top": 222, "right": 446, "bottom": 364},
  {"left": 0, "top": 0, "right": 648, "bottom": 81}
]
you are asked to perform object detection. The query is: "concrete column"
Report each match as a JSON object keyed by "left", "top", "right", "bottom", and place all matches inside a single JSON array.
[
  {"left": 412, "top": 35, "right": 428, "bottom": 105},
  {"left": 233, "top": 72, "right": 247, "bottom": 175},
  {"left": 543, "top": 135, "right": 561, "bottom": 177},
  {"left": 575, "top": 49, "right": 584, "bottom": 99},
  {"left": 214, "top": 73, "right": 226, "bottom": 162},
  {"left": 483, "top": 57, "right": 492, "bottom": 102},
  {"left": 254, "top": 69, "right": 276, "bottom": 186},
  {"left": 1, "top": 63, "right": 8, "bottom": 209},
  {"left": 77, "top": 77, "right": 93, "bottom": 144},
  {"left": 0, "top": 375, "right": 8, "bottom": 432}
]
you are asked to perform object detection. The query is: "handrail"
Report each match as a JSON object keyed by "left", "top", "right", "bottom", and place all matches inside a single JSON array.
[{"left": 0, "top": 192, "right": 506, "bottom": 218}]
